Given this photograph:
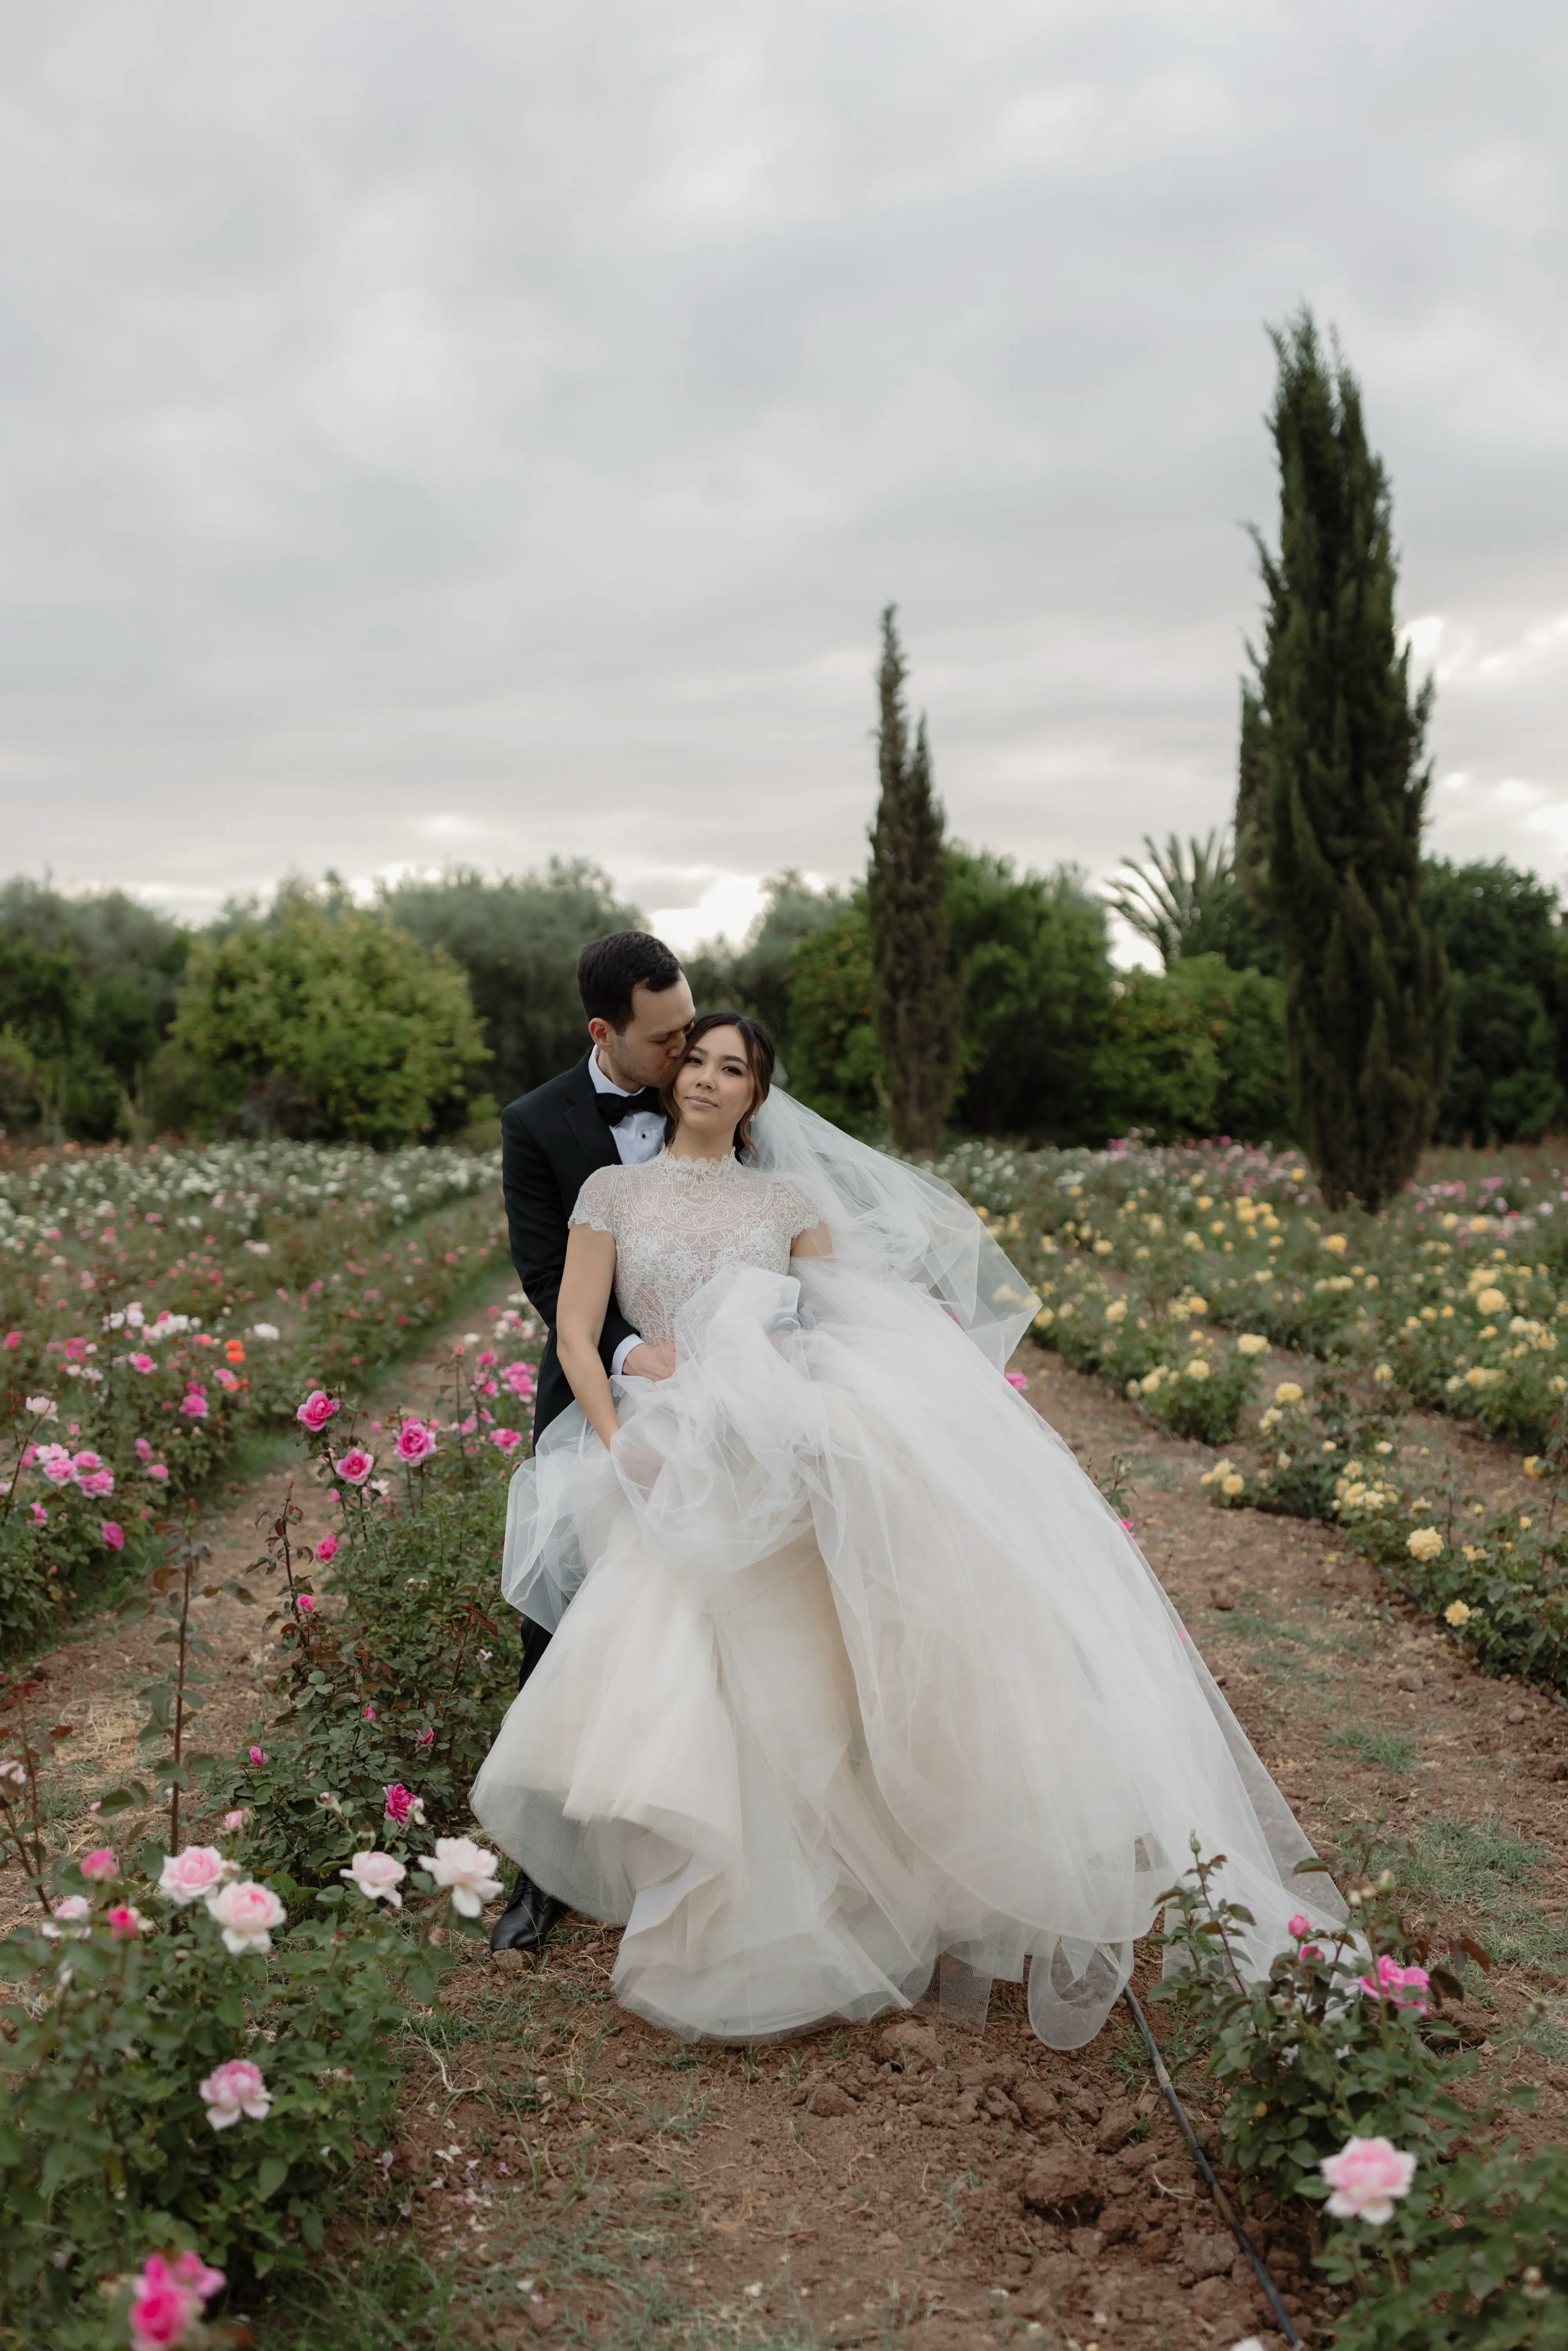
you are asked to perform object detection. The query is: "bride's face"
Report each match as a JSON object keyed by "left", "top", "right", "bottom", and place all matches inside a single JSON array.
[{"left": 671, "top": 1026, "right": 757, "bottom": 1141}]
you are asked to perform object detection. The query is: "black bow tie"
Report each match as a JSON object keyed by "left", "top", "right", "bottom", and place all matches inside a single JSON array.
[{"left": 594, "top": 1085, "right": 665, "bottom": 1127}]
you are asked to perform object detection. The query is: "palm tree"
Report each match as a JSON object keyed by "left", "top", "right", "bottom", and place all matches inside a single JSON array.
[{"left": 1106, "top": 831, "right": 1236, "bottom": 970}]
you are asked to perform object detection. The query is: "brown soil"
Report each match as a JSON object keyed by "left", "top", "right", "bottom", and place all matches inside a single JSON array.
[{"left": 16, "top": 1325, "right": 1568, "bottom": 2350}]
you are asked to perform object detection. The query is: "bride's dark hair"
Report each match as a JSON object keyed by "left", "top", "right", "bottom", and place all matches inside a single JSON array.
[{"left": 661, "top": 1011, "right": 776, "bottom": 1158}]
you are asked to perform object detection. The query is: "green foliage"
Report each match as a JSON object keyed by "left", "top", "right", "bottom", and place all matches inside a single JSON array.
[
  {"left": 866, "top": 607, "right": 962, "bottom": 1154},
  {"left": 173, "top": 890, "right": 487, "bottom": 1144},
  {"left": 1168, "top": 954, "right": 1291, "bottom": 1142},
  {"left": 1423, "top": 859, "right": 1567, "bottom": 1145},
  {"left": 0, "top": 880, "right": 189, "bottom": 1143},
  {"left": 1090, "top": 967, "right": 1220, "bottom": 1142},
  {"left": 1246, "top": 309, "right": 1452, "bottom": 1210},
  {"left": 947, "top": 851, "right": 1111, "bottom": 1139},
  {"left": 378, "top": 860, "right": 640, "bottom": 1110},
  {"left": 785, "top": 899, "right": 884, "bottom": 1134}
]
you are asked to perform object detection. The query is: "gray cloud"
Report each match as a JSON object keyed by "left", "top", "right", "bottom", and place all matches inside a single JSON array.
[{"left": 1, "top": 0, "right": 1566, "bottom": 948}]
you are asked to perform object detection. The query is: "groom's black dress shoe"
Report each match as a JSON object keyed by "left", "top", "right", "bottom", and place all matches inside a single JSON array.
[{"left": 489, "top": 1869, "right": 568, "bottom": 1956}]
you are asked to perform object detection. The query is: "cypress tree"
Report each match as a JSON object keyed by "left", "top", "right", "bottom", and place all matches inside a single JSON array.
[
  {"left": 1242, "top": 312, "right": 1451, "bottom": 1211},
  {"left": 866, "top": 606, "right": 962, "bottom": 1154}
]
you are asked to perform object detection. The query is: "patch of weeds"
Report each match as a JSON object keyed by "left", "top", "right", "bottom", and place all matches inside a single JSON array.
[
  {"left": 1523, "top": 1995, "right": 1568, "bottom": 2068},
  {"left": 1378, "top": 1814, "right": 1568, "bottom": 1972},
  {"left": 1328, "top": 1724, "right": 1419, "bottom": 1773},
  {"left": 250, "top": 2236, "right": 468, "bottom": 2349}
]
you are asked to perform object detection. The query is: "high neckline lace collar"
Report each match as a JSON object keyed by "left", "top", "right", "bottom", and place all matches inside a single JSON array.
[{"left": 658, "top": 1150, "right": 744, "bottom": 1181}]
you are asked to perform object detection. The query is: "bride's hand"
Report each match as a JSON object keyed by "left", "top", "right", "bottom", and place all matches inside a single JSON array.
[{"left": 621, "top": 1342, "right": 677, "bottom": 1380}]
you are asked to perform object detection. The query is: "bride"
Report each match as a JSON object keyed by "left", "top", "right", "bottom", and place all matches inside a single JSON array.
[{"left": 470, "top": 1012, "right": 1342, "bottom": 2048}]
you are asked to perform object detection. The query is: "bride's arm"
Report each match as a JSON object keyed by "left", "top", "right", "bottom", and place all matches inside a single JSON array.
[
  {"left": 556, "top": 1226, "right": 623, "bottom": 1449},
  {"left": 791, "top": 1221, "right": 833, "bottom": 1259}
]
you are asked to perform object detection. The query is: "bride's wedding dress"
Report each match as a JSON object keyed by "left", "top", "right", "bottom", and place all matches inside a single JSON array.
[{"left": 470, "top": 1100, "right": 1342, "bottom": 2049}]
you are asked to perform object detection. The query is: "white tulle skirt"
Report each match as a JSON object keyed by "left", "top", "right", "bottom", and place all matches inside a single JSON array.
[{"left": 470, "top": 1263, "right": 1342, "bottom": 2048}]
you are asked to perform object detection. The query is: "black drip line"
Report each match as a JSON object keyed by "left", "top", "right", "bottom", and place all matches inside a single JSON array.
[{"left": 1120, "top": 1984, "right": 1303, "bottom": 2351}]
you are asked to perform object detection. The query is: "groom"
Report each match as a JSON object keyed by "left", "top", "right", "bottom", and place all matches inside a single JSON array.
[{"left": 488, "top": 929, "right": 695, "bottom": 1954}]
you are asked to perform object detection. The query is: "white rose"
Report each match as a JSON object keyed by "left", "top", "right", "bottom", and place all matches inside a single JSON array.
[{"left": 423, "top": 1836, "right": 504, "bottom": 1918}]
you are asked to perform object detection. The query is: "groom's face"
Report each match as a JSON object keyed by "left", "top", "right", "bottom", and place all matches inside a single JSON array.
[{"left": 592, "top": 976, "right": 695, "bottom": 1091}]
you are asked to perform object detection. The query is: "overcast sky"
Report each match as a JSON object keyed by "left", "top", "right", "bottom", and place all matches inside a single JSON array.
[{"left": 2, "top": 1, "right": 1566, "bottom": 959}]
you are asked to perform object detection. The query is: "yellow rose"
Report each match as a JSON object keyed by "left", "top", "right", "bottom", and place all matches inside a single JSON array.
[
  {"left": 1184, "top": 1358, "right": 1212, "bottom": 1381},
  {"left": 1236, "top": 1333, "right": 1268, "bottom": 1357},
  {"left": 1406, "top": 1526, "right": 1443, "bottom": 1562},
  {"left": 1221, "top": 1473, "right": 1245, "bottom": 1497},
  {"left": 1475, "top": 1288, "right": 1506, "bottom": 1316},
  {"left": 1322, "top": 1233, "right": 1348, "bottom": 1254},
  {"left": 1373, "top": 1363, "right": 1393, "bottom": 1383},
  {"left": 1444, "top": 1599, "right": 1471, "bottom": 1627},
  {"left": 1274, "top": 1381, "right": 1303, "bottom": 1404}
]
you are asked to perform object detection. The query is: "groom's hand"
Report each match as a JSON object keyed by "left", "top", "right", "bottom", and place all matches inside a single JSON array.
[{"left": 621, "top": 1342, "right": 677, "bottom": 1381}]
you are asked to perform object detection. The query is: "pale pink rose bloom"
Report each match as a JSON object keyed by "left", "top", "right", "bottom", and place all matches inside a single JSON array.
[
  {"left": 489, "top": 1428, "right": 524, "bottom": 1454},
  {"left": 315, "top": 1533, "right": 338, "bottom": 1564},
  {"left": 129, "top": 1353, "right": 156, "bottom": 1374},
  {"left": 56, "top": 1895, "right": 89, "bottom": 1921},
  {"left": 425, "top": 1835, "right": 504, "bottom": 1917},
  {"left": 101, "top": 1522, "right": 125, "bottom": 1550},
  {"left": 341, "top": 1849, "right": 407, "bottom": 1908},
  {"left": 223, "top": 1809, "right": 251, "bottom": 1832},
  {"left": 80, "top": 1847, "right": 118, "bottom": 1881},
  {"left": 199, "top": 2056, "right": 272, "bottom": 2130},
  {"left": 40, "top": 1455, "right": 77, "bottom": 1486},
  {"left": 1320, "top": 2135, "right": 1417, "bottom": 2224},
  {"left": 333, "top": 1446, "right": 375, "bottom": 1485},
  {"left": 158, "top": 1845, "right": 232, "bottom": 1905},
  {"left": 205, "top": 1877, "right": 287, "bottom": 1954},
  {"left": 1357, "top": 1953, "right": 1431, "bottom": 2014},
  {"left": 296, "top": 1389, "right": 341, "bottom": 1433},
  {"left": 394, "top": 1418, "right": 437, "bottom": 1464},
  {"left": 79, "top": 1468, "right": 115, "bottom": 1498},
  {"left": 71, "top": 1449, "right": 103, "bottom": 1472},
  {"left": 107, "top": 1903, "right": 153, "bottom": 1936}
]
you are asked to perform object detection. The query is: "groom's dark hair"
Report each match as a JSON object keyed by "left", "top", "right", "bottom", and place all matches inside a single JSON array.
[{"left": 577, "top": 932, "right": 684, "bottom": 1030}]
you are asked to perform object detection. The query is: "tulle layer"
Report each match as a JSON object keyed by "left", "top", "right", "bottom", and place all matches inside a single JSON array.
[{"left": 471, "top": 1263, "right": 1344, "bottom": 2047}]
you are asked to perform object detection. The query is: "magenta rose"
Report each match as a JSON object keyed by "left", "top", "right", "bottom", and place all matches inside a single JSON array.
[
  {"left": 100, "top": 1521, "right": 125, "bottom": 1551},
  {"left": 332, "top": 1446, "right": 375, "bottom": 1486},
  {"left": 180, "top": 1391, "right": 208, "bottom": 1419},
  {"left": 296, "top": 1389, "right": 341, "bottom": 1433},
  {"left": 383, "top": 1782, "right": 423, "bottom": 1827},
  {"left": 489, "top": 1428, "right": 524, "bottom": 1453},
  {"left": 315, "top": 1533, "right": 338, "bottom": 1564}
]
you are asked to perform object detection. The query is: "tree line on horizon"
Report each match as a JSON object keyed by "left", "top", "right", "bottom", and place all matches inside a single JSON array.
[{"left": 0, "top": 315, "right": 1556, "bottom": 1187}]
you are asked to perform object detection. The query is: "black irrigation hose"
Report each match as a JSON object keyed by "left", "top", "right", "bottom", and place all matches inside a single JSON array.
[{"left": 1120, "top": 1984, "right": 1304, "bottom": 2351}]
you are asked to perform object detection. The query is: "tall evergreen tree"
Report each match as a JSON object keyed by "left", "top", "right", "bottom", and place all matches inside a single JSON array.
[
  {"left": 1242, "top": 312, "right": 1451, "bottom": 1211},
  {"left": 866, "top": 606, "right": 962, "bottom": 1154}
]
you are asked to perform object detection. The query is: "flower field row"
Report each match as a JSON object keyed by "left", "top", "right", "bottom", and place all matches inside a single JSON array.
[{"left": 0, "top": 1138, "right": 510, "bottom": 1654}]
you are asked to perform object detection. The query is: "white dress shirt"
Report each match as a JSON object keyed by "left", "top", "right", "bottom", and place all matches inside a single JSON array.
[{"left": 588, "top": 1052, "right": 664, "bottom": 1375}]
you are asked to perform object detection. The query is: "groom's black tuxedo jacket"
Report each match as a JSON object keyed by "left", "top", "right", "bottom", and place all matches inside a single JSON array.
[{"left": 501, "top": 1052, "right": 641, "bottom": 1442}]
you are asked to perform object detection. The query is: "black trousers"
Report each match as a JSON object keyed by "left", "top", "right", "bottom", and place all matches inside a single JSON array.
[{"left": 518, "top": 1617, "right": 551, "bottom": 1691}]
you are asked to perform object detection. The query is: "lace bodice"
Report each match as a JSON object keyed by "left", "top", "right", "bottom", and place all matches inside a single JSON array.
[{"left": 569, "top": 1153, "right": 822, "bottom": 1346}]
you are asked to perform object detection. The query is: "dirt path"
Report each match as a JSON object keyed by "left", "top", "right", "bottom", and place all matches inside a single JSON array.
[{"left": 17, "top": 1323, "right": 1568, "bottom": 2351}]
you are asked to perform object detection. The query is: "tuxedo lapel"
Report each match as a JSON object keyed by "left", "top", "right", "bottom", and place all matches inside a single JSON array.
[{"left": 562, "top": 1052, "right": 621, "bottom": 1177}]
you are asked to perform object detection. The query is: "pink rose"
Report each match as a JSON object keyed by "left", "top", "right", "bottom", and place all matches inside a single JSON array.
[
  {"left": 80, "top": 1468, "right": 115, "bottom": 1498},
  {"left": 394, "top": 1418, "right": 437, "bottom": 1465},
  {"left": 29, "top": 1501, "right": 47, "bottom": 1524},
  {"left": 314, "top": 1532, "right": 338, "bottom": 1564},
  {"left": 296, "top": 1592, "right": 315, "bottom": 1614},
  {"left": 333, "top": 1446, "right": 375, "bottom": 1485},
  {"left": 1287, "top": 1913, "right": 1312, "bottom": 1941},
  {"left": 1005, "top": 1371, "right": 1028, "bottom": 1390},
  {"left": 180, "top": 1392, "right": 208, "bottom": 1419},
  {"left": 488, "top": 1427, "right": 524, "bottom": 1453},
  {"left": 383, "top": 1783, "right": 423, "bottom": 1827},
  {"left": 80, "top": 1847, "right": 118, "bottom": 1881},
  {"left": 341, "top": 1849, "right": 407, "bottom": 1907},
  {"left": 199, "top": 2056, "right": 272, "bottom": 2129},
  {"left": 129, "top": 1353, "right": 156, "bottom": 1374},
  {"left": 2, "top": 1330, "right": 18, "bottom": 1348},
  {"left": 100, "top": 1521, "right": 125, "bottom": 1551},
  {"left": 296, "top": 1389, "right": 341, "bottom": 1433},
  {"left": 223, "top": 1808, "right": 251, "bottom": 1832},
  {"left": 169, "top": 2251, "right": 226, "bottom": 2301},
  {"left": 129, "top": 2251, "right": 225, "bottom": 2351},
  {"left": 204, "top": 1877, "right": 286, "bottom": 1954},
  {"left": 107, "top": 1903, "right": 152, "bottom": 1936},
  {"left": 248, "top": 1745, "right": 267, "bottom": 1767},
  {"left": 158, "top": 1845, "right": 231, "bottom": 1905},
  {"left": 1320, "top": 2135, "right": 1417, "bottom": 2224},
  {"left": 147, "top": 1464, "right": 169, "bottom": 1481},
  {"left": 71, "top": 1449, "right": 103, "bottom": 1472},
  {"left": 416, "top": 1726, "right": 435, "bottom": 1747},
  {"left": 501, "top": 1361, "right": 535, "bottom": 1397},
  {"left": 1358, "top": 1953, "right": 1430, "bottom": 2014},
  {"left": 135, "top": 1437, "right": 153, "bottom": 1460},
  {"left": 40, "top": 1455, "right": 77, "bottom": 1486}
]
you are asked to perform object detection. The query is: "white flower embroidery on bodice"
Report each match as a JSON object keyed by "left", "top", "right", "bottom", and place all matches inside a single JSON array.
[{"left": 568, "top": 1152, "right": 822, "bottom": 1346}]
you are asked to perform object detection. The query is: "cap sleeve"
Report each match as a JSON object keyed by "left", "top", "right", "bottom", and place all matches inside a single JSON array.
[
  {"left": 569, "top": 1165, "right": 621, "bottom": 1236},
  {"left": 777, "top": 1177, "right": 825, "bottom": 1240}
]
